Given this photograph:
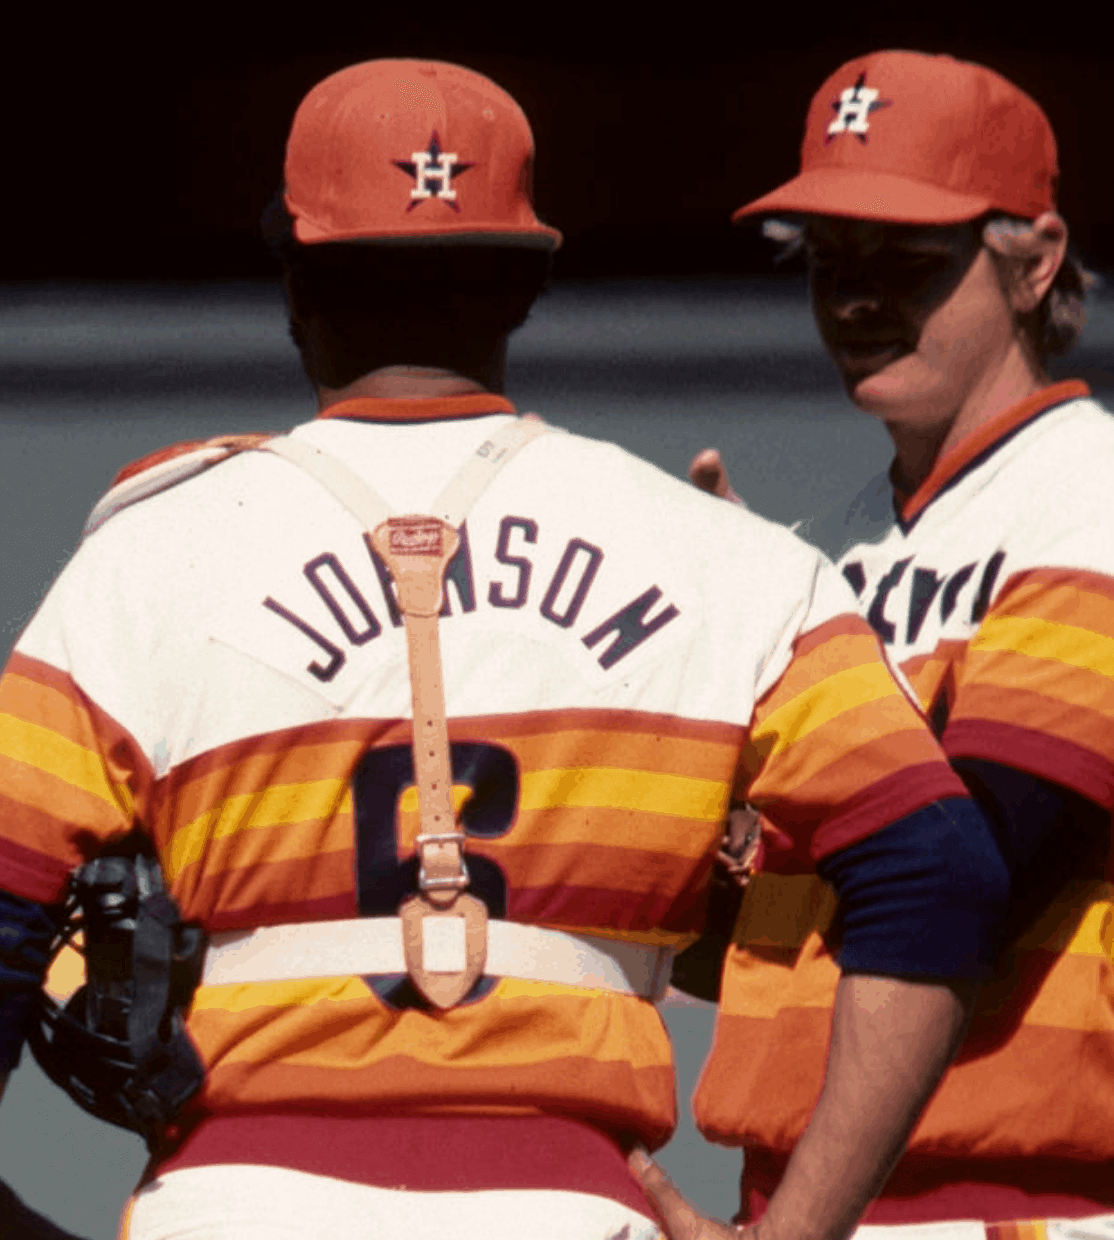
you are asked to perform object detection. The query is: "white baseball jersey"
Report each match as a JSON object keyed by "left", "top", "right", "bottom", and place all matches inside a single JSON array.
[
  {"left": 0, "top": 392, "right": 964, "bottom": 1204},
  {"left": 701, "top": 380, "right": 1114, "bottom": 1221}
]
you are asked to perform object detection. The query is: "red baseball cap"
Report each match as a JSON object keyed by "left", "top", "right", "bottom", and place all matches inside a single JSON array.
[
  {"left": 284, "top": 59, "right": 562, "bottom": 249},
  {"left": 734, "top": 51, "right": 1059, "bottom": 225}
]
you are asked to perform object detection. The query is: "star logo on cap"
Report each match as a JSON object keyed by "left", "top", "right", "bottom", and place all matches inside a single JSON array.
[
  {"left": 827, "top": 73, "right": 892, "bottom": 143},
  {"left": 393, "top": 132, "right": 475, "bottom": 212}
]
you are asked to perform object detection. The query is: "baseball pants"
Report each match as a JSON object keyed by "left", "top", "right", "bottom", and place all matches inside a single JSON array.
[{"left": 120, "top": 1163, "right": 665, "bottom": 1240}]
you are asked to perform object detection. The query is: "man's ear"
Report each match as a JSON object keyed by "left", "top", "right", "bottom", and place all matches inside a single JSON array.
[{"left": 983, "top": 212, "right": 1068, "bottom": 315}]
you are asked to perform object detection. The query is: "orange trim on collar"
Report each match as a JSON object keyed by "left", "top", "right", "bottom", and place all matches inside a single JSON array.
[
  {"left": 900, "top": 380, "right": 1091, "bottom": 524},
  {"left": 315, "top": 393, "right": 518, "bottom": 423}
]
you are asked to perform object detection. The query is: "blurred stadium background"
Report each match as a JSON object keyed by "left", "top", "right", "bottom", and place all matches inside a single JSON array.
[{"left": 1, "top": 274, "right": 1111, "bottom": 1237}]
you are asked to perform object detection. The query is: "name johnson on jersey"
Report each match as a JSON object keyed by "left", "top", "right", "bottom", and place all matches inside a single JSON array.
[{"left": 261, "top": 515, "right": 680, "bottom": 685}]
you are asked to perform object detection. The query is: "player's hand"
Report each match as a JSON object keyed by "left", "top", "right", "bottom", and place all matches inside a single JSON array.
[
  {"left": 689, "top": 449, "right": 743, "bottom": 506},
  {"left": 629, "top": 1148, "right": 750, "bottom": 1240},
  {"left": 717, "top": 805, "right": 762, "bottom": 888}
]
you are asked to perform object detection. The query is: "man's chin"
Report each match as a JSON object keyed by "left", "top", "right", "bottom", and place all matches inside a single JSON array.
[{"left": 846, "top": 364, "right": 921, "bottom": 415}]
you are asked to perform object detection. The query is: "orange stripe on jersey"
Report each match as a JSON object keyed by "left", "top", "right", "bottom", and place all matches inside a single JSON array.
[
  {"left": 725, "top": 873, "right": 837, "bottom": 960},
  {"left": 944, "top": 567, "right": 1114, "bottom": 805},
  {"left": 0, "top": 653, "right": 151, "bottom": 900},
  {"left": 901, "top": 639, "right": 967, "bottom": 713},
  {"left": 700, "top": 874, "right": 1114, "bottom": 1158},
  {"left": 315, "top": 393, "right": 518, "bottom": 424},
  {"left": 744, "top": 616, "right": 966, "bottom": 860},
  {"left": 184, "top": 849, "right": 357, "bottom": 930},
  {"left": 189, "top": 975, "right": 677, "bottom": 1146},
  {"left": 111, "top": 433, "right": 273, "bottom": 485},
  {"left": 792, "top": 613, "right": 882, "bottom": 658}
]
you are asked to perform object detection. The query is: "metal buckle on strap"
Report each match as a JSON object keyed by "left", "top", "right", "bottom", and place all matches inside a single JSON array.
[{"left": 415, "top": 832, "right": 470, "bottom": 892}]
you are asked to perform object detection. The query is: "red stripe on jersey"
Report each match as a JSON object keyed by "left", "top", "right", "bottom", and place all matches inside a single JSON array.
[
  {"left": 809, "top": 762, "right": 969, "bottom": 860},
  {"left": 510, "top": 881, "right": 705, "bottom": 934},
  {"left": 197, "top": 1055, "right": 677, "bottom": 1150},
  {"left": 150, "top": 1112, "right": 655, "bottom": 1212},
  {"left": 1001, "top": 565, "right": 1114, "bottom": 607},
  {"left": 0, "top": 819, "right": 73, "bottom": 902},
  {"left": 944, "top": 718, "right": 1114, "bottom": 810}
]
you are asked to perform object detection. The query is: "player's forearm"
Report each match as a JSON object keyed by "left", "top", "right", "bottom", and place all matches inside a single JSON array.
[{"left": 754, "top": 973, "right": 976, "bottom": 1240}]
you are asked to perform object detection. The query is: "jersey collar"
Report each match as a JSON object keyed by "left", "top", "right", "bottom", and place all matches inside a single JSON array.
[
  {"left": 896, "top": 379, "right": 1091, "bottom": 528},
  {"left": 314, "top": 393, "right": 518, "bottom": 424}
]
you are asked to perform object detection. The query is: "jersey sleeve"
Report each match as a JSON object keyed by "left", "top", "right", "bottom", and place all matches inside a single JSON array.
[
  {"left": 0, "top": 536, "right": 153, "bottom": 903},
  {"left": 742, "top": 562, "right": 969, "bottom": 867},
  {"left": 943, "top": 566, "right": 1114, "bottom": 809}
]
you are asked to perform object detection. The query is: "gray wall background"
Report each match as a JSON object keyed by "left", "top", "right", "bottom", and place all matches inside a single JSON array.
[{"left": 2, "top": 277, "right": 1110, "bottom": 1237}]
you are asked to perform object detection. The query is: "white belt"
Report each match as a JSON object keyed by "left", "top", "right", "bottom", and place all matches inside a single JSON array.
[{"left": 202, "top": 918, "right": 674, "bottom": 1000}]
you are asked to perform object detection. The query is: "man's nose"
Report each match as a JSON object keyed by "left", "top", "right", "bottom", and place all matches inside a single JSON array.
[{"left": 828, "top": 283, "right": 883, "bottom": 319}]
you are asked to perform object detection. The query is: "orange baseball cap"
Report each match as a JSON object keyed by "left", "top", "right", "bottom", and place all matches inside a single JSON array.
[
  {"left": 734, "top": 50, "right": 1059, "bottom": 225},
  {"left": 284, "top": 59, "right": 562, "bottom": 249}
]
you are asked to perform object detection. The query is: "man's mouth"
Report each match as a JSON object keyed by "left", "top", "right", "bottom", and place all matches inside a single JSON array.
[
  {"left": 834, "top": 338, "right": 909, "bottom": 371},
  {"left": 835, "top": 337, "right": 905, "bottom": 356}
]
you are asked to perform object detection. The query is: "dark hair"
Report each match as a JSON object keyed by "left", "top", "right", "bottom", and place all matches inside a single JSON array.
[
  {"left": 262, "top": 191, "right": 551, "bottom": 359},
  {"left": 1034, "top": 245, "right": 1093, "bottom": 359},
  {"left": 761, "top": 212, "right": 1095, "bottom": 361}
]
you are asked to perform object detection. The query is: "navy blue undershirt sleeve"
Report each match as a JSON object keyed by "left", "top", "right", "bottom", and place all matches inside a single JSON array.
[
  {"left": 0, "top": 888, "right": 63, "bottom": 1071},
  {"left": 817, "top": 796, "right": 1010, "bottom": 980},
  {"left": 950, "top": 757, "right": 1108, "bottom": 945}
]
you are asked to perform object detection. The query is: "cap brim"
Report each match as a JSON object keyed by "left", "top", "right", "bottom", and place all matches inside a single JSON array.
[
  {"left": 293, "top": 218, "right": 563, "bottom": 251},
  {"left": 732, "top": 167, "right": 995, "bottom": 226}
]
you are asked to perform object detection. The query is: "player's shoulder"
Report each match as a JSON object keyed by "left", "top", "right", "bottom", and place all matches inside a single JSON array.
[
  {"left": 554, "top": 424, "right": 824, "bottom": 562},
  {"left": 1028, "top": 392, "right": 1114, "bottom": 468},
  {"left": 1010, "top": 395, "right": 1114, "bottom": 515},
  {"left": 110, "top": 433, "right": 275, "bottom": 485},
  {"left": 83, "top": 431, "right": 276, "bottom": 538}
]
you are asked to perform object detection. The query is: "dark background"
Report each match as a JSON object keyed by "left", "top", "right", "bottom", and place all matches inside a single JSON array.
[{"left": 4, "top": 6, "right": 1111, "bottom": 282}]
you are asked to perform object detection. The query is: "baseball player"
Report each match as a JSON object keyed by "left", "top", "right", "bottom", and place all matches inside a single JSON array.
[
  {"left": 0, "top": 58, "right": 1013, "bottom": 1240},
  {"left": 652, "top": 48, "right": 1114, "bottom": 1240}
]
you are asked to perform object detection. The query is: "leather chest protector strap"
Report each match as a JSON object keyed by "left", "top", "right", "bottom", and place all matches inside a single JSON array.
[{"left": 264, "top": 417, "right": 548, "bottom": 1007}]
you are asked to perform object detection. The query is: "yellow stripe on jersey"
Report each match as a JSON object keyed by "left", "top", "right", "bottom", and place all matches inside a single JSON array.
[
  {"left": 191, "top": 977, "right": 672, "bottom": 1072},
  {"left": 747, "top": 662, "right": 900, "bottom": 766},
  {"left": 0, "top": 712, "right": 123, "bottom": 810},
  {"left": 973, "top": 614, "right": 1114, "bottom": 678},
  {"left": 167, "top": 780, "right": 352, "bottom": 878},
  {"left": 398, "top": 769, "right": 728, "bottom": 835},
  {"left": 518, "top": 766, "right": 729, "bottom": 825}
]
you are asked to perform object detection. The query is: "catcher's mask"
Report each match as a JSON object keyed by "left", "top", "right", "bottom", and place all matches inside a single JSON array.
[{"left": 28, "top": 836, "right": 207, "bottom": 1150}]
